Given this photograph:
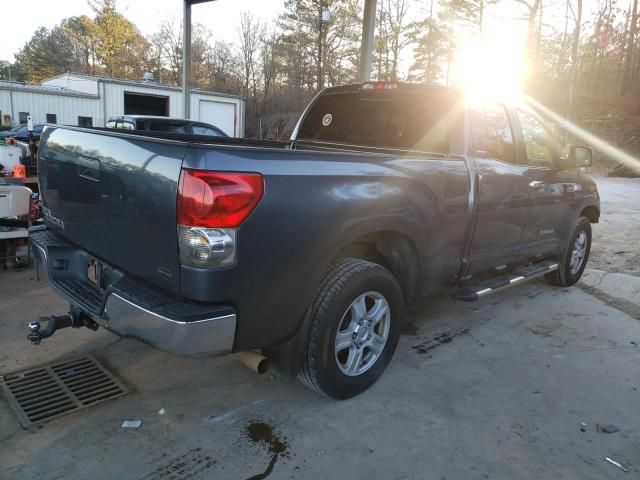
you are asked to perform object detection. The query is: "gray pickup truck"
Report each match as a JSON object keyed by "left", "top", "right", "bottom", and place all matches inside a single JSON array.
[{"left": 30, "top": 82, "right": 599, "bottom": 399}]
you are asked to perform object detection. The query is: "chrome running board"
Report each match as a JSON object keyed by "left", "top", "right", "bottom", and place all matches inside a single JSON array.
[{"left": 452, "top": 260, "right": 559, "bottom": 302}]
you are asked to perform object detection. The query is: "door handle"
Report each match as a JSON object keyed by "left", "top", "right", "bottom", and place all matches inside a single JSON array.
[
  {"left": 528, "top": 180, "right": 545, "bottom": 191},
  {"left": 476, "top": 174, "right": 483, "bottom": 195}
]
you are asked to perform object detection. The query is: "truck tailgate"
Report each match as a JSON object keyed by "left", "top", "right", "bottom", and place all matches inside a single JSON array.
[{"left": 38, "top": 127, "right": 186, "bottom": 293}]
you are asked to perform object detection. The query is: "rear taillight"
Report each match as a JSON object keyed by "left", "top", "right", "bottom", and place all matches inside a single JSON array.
[
  {"left": 177, "top": 169, "right": 263, "bottom": 228},
  {"left": 177, "top": 169, "right": 263, "bottom": 268},
  {"left": 361, "top": 82, "right": 398, "bottom": 90}
]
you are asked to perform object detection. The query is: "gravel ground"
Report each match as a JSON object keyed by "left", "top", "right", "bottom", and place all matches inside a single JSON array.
[{"left": 588, "top": 175, "right": 640, "bottom": 276}]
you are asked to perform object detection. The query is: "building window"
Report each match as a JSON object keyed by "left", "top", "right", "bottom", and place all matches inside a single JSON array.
[
  {"left": 78, "top": 116, "right": 93, "bottom": 127},
  {"left": 19, "top": 112, "right": 29, "bottom": 124},
  {"left": 46, "top": 114, "right": 57, "bottom": 124}
]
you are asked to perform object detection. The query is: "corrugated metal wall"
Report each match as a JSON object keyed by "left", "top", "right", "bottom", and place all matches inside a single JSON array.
[
  {"left": 42, "top": 74, "right": 99, "bottom": 95},
  {"left": 1, "top": 75, "right": 245, "bottom": 136},
  {"left": 0, "top": 90, "right": 98, "bottom": 126}
]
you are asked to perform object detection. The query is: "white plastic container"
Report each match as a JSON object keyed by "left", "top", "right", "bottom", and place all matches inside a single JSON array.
[
  {"left": 0, "top": 184, "right": 31, "bottom": 217},
  {"left": 0, "top": 145, "right": 23, "bottom": 173}
]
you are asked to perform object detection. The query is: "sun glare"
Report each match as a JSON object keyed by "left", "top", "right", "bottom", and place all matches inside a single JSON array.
[{"left": 453, "top": 23, "right": 529, "bottom": 106}]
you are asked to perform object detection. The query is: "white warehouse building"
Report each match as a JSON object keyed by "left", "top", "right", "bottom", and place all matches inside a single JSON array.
[{"left": 0, "top": 73, "right": 245, "bottom": 137}]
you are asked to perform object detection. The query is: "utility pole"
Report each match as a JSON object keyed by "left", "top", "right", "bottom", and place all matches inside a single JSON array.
[
  {"left": 318, "top": 0, "right": 323, "bottom": 92},
  {"left": 182, "top": 0, "right": 191, "bottom": 119},
  {"left": 317, "top": 2, "right": 331, "bottom": 92},
  {"left": 183, "top": 0, "right": 217, "bottom": 119},
  {"left": 358, "top": 0, "right": 377, "bottom": 82}
]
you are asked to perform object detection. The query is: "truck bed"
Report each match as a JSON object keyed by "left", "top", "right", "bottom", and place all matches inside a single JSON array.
[{"left": 37, "top": 124, "right": 471, "bottom": 350}]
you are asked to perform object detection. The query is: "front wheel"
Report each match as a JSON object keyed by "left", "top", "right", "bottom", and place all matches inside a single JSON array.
[
  {"left": 546, "top": 216, "right": 592, "bottom": 287},
  {"left": 298, "top": 258, "right": 404, "bottom": 399}
]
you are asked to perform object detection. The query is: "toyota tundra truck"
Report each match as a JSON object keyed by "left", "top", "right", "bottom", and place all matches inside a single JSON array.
[{"left": 29, "top": 82, "right": 599, "bottom": 399}]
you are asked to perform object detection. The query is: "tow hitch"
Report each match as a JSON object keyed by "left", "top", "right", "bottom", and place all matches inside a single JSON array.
[{"left": 27, "top": 308, "right": 99, "bottom": 345}]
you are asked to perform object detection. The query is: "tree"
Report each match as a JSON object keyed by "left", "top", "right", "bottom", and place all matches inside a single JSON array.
[
  {"left": 279, "top": 0, "right": 361, "bottom": 95},
  {"left": 238, "top": 11, "right": 263, "bottom": 97},
  {"left": 14, "top": 27, "right": 66, "bottom": 83},
  {"left": 568, "top": 0, "right": 583, "bottom": 121},
  {"left": 620, "top": 0, "right": 638, "bottom": 93},
  {"left": 407, "top": 0, "right": 451, "bottom": 84},
  {"left": 87, "top": 0, "right": 148, "bottom": 78},
  {"left": 374, "top": 0, "right": 412, "bottom": 81}
]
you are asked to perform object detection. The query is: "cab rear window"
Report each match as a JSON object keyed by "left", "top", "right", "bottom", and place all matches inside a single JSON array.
[
  {"left": 297, "top": 89, "right": 461, "bottom": 154},
  {"left": 106, "top": 120, "right": 134, "bottom": 130}
]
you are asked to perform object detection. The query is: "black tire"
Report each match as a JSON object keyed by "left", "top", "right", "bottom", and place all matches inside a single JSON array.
[
  {"left": 298, "top": 258, "right": 404, "bottom": 399},
  {"left": 546, "top": 216, "right": 592, "bottom": 287}
]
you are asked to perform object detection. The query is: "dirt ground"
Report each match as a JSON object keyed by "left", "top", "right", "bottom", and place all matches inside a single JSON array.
[{"left": 0, "top": 175, "right": 639, "bottom": 480}]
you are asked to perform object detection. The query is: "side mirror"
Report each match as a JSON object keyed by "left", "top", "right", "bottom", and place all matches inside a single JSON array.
[{"left": 568, "top": 145, "right": 592, "bottom": 168}]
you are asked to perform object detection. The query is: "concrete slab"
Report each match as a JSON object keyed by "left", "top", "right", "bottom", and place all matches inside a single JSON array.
[
  {"left": 581, "top": 269, "right": 640, "bottom": 300},
  {"left": 1, "top": 274, "right": 639, "bottom": 480},
  {"left": 0, "top": 175, "right": 639, "bottom": 480},
  {"left": 580, "top": 269, "right": 640, "bottom": 319}
]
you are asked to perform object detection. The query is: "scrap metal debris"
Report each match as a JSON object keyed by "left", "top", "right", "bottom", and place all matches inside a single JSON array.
[
  {"left": 121, "top": 419, "right": 142, "bottom": 429},
  {"left": 605, "top": 457, "right": 628, "bottom": 473}
]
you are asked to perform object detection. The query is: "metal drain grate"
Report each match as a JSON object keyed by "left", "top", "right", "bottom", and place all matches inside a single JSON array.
[{"left": 0, "top": 355, "right": 127, "bottom": 427}]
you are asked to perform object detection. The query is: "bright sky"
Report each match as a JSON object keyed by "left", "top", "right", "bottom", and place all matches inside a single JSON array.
[
  {"left": 0, "top": 0, "right": 285, "bottom": 62},
  {"left": 2, "top": 0, "right": 601, "bottom": 79}
]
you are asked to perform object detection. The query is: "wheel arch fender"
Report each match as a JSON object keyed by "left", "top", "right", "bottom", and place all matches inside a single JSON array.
[{"left": 265, "top": 219, "right": 428, "bottom": 379}]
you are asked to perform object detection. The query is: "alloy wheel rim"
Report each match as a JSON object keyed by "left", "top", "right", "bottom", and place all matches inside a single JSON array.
[
  {"left": 570, "top": 230, "right": 588, "bottom": 275},
  {"left": 334, "top": 291, "right": 391, "bottom": 377}
]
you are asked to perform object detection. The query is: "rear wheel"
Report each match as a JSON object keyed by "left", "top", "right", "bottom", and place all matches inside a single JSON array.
[
  {"left": 298, "top": 258, "right": 404, "bottom": 399},
  {"left": 546, "top": 216, "right": 592, "bottom": 287}
]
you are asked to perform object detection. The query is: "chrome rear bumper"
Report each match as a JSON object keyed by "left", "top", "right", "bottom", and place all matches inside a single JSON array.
[
  {"left": 101, "top": 292, "right": 236, "bottom": 357},
  {"left": 31, "top": 229, "right": 236, "bottom": 357}
]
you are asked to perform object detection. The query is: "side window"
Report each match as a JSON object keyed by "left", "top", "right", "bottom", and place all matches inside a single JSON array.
[
  {"left": 472, "top": 104, "right": 517, "bottom": 164},
  {"left": 192, "top": 125, "right": 222, "bottom": 136},
  {"left": 149, "top": 122, "right": 187, "bottom": 133},
  {"left": 117, "top": 121, "right": 134, "bottom": 130},
  {"left": 516, "top": 110, "right": 557, "bottom": 168},
  {"left": 168, "top": 124, "right": 187, "bottom": 134}
]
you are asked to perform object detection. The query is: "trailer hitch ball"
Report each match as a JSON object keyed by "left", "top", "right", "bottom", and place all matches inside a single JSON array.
[
  {"left": 26, "top": 311, "right": 97, "bottom": 345},
  {"left": 27, "top": 321, "right": 43, "bottom": 345}
]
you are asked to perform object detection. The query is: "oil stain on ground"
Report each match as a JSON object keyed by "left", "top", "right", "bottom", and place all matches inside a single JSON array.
[
  {"left": 140, "top": 448, "right": 216, "bottom": 480},
  {"left": 412, "top": 326, "right": 470, "bottom": 354},
  {"left": 244, "top": 420, "right": 289, "bottom": 480}
]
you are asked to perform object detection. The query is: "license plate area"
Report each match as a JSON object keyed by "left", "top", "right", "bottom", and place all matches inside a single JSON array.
[
  {"left": 87, "top": 258, "right": 119, "bottom": 291},
  {"left": 87, "top": 259, "right": 102, "bottom": 288}
]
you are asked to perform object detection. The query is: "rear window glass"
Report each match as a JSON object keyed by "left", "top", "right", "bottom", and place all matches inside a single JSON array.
[
  {"left": 297, "top": 90, "right": 461, "bottom": 153},
  {"left": 106, "top": 120, "right": 135, "bottom": 130}
]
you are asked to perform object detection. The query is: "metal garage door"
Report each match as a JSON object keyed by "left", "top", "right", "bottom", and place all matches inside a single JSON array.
[{"left": 199, "top": 100, "right": 236, "bottom": 137}]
